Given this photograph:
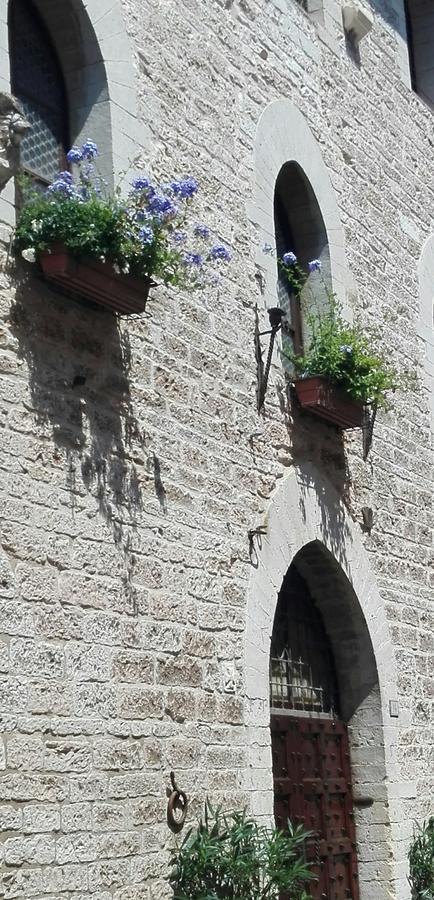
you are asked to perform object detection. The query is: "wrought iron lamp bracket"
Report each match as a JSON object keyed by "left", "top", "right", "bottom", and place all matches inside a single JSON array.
[{"left": 255, "top": 306, "right": 286, "bottom": 413}]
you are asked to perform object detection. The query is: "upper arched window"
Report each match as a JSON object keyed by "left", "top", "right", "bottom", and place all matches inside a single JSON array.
[
  {"left": 274, "top": 162, "right": 331, "bottom": 357},
  {"left": 405, "top": 1, "right": 434, "bottom": 108},
  {"left": 9, "top": 0, "right": 68, "bottom": 184}
]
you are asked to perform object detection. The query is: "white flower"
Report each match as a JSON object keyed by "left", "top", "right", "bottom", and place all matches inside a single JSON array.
[{"left": 21, "top": 248, "right": 35, "bottom": 263}]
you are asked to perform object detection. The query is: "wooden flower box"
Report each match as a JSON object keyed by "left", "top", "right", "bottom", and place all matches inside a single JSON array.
[
  {"left": 293, "top": 376, "right": 364, "bottom": 429},
  {"left": 39, "top": 244, "right": 153, "bottom": 315}
]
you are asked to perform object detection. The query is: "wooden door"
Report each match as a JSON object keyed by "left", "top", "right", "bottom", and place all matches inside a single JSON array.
[{"left": 271, "top": 714, "right": 359, "bottom": 900}]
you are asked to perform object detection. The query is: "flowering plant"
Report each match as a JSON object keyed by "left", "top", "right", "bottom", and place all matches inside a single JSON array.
[
  {"left": 14, "top": 140, "right": 231, "bottom": 289},
  {"left": 273, "top": 249, "right": 397, "bottom": 408}
]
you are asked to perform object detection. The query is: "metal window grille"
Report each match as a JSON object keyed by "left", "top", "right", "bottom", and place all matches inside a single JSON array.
[
  {"left": 270, "top": 566, "right": 339, "bottom": 717},
  {"left": 10, "top": 0, "right": 68, "bottom": 183}
]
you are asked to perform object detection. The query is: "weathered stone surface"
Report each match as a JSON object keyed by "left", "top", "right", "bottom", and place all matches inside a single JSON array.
[{"left": 0, "top": 1, "right": 432, "bottom": 899}]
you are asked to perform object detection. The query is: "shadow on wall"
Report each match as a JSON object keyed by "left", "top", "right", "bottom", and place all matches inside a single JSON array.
[
  {"left": 274, "top": 381, "right": 353, "bottom": 570},
  {"left": 293, "top": 540, "right": 378, "bottom": 718},
  {"left": 9, "top": 261, "right": 147, "bottom": 607}
]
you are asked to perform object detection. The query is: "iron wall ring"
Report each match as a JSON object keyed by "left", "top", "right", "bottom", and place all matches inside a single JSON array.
[{"left": 167, "top": 788, "right": 188, "bottom": 833}]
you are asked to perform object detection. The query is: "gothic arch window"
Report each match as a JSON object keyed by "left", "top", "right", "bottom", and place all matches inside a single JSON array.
[
  {"left": 273, "top": 162, "right": 331, "bottom": 357},
  {"left": 9, "top": 0, "right": 68, "bottom": 183},
  {"left": 269, "top": 556, "right": 360, "bottom": 898},
  {"left": 270, "top": 563, "right": 340, "bottom": 717},
  {"left": 405, "top": 1, "right": 434, "bottom": 107}
]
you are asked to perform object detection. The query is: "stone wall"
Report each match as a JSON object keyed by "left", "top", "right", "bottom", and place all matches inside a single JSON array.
[{"left": 0, "top": 0, "right": 433, "bottom": 898}]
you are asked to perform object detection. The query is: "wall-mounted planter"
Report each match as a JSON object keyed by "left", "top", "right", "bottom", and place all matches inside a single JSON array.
[
  {"left": 293, "top": 376, "right": 364, "bottom": 429},
  {"left": 39, "top": 244, "right": 153, "bottom": 315}
]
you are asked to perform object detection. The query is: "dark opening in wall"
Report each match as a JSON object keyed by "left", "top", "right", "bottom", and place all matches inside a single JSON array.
[
  {"left": 405, "top": 0, "right": 434, "bottom": 108},
  {"left": 273, "top": 161, "right": 330, "bottom": 359}
]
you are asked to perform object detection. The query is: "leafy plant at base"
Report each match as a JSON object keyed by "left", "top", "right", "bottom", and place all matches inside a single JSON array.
[
  {"left": 408, "top": 818, "right": 434, "bottom": 899},
  {"left": 14, "top": 140, "right": 231, "bottom": 290},
  {"left": 170, "top": 803, "right": 314, "bottom": 899}
]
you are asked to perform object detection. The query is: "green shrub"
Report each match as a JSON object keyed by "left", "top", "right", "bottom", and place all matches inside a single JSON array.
[
  {"left": 275, "top": 252, "right": 398, "bottom": 409},
  {"left": 409, "top": 818, "right": 434, "bottom": 899},
  {"left": 287, "top": 294, "right": 397, "bottom": 408},
  {"left": 170, "top": 804, "right": 314, "bottom": 900}
]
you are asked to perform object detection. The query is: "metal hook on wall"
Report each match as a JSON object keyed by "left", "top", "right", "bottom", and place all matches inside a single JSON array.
[
  {"left": 254, "top": 306, "right": 286, "bottom": 413},
  {"left": 167, "top": 771, "right": 188, "bottom": 834}
]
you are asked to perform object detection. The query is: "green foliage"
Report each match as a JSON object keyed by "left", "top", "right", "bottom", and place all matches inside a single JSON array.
[
  {"left": 170, "top": 803, "right": 314, "bottom": 900},
  {"left": 13, "top": 155, "right": 230, "bottom": 290},
  {"left": 14, "top": 178, "right": 188, "bottom": 287},
  {"left": 285, "top": 294, "right": 397, "bottom": 408},
  {"left": 409, "top": 819, "right": 434, "bottom": 899}
]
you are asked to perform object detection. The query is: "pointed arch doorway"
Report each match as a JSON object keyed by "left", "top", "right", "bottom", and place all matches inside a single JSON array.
[{"left": 270, "top": 559, "right": 359, "bottom": 900}]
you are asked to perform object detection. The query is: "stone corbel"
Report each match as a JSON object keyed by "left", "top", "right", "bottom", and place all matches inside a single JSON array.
[
  {"left": 342, "top": 3, "right": 374, "bottom": 45},
  {"left": 0, "top": 93, "right": 30, "bottom": 191}
]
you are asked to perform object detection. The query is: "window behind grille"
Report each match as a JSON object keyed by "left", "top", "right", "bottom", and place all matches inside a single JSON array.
[
  {"left": 270, "top": 565, "right": 340, "bottom": 718},
  {"left": 9, "top": 0, "right": 68, "bottom": 184}
]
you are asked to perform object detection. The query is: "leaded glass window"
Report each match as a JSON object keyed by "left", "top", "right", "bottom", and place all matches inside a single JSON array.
[{"left": 9, "top": 0, "right": 68, "bottom": 183}]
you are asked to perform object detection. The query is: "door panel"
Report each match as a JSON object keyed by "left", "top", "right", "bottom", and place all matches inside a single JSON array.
[{"left": 271, "top": 715, "right": 359, "bottom": 900}]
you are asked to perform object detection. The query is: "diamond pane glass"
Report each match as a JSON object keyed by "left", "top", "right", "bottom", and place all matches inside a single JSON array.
[{"left": 10, "top": 0, "right": 67, "bottom": 182}]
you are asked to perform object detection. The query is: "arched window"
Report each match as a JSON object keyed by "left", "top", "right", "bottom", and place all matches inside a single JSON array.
[
  {"left": 274, "top": 162, "right": 331, "bottom": 358},
  {"left": 9, "top": 0, "right": 68, "bottom": 184},
  {"left": 269, "top": 555, "right": 360, "bottom": 898},
  {"left": 405, "top": 1, "right": 434, "bottom": 107},
  {"left": 270, "top": 563, "right": 339, "bottom": 717}
]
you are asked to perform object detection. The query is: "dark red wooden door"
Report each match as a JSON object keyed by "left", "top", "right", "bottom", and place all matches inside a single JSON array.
[{"left": 271, "top": 714, "right": 359, "bottom": 900}]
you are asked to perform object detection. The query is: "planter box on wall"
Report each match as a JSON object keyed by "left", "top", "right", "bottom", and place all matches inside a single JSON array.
[
  {"left": 39, "top": 244, "right": 153, "bottom": 315},
  {"left": 293, "top": 376, "right": 364, "bottom": 429}
]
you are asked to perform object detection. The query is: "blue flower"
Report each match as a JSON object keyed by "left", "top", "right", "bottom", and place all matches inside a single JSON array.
[
  {"left": 67, "top": 146, "right": 83, "bottom": 164},
  {"left": 339, "top": 344, "right": 353, "bottom": 354},
  {"left": 132, "top": 175, "right": 153, "bottom": 191},
  {"left": 147, "top": 194, "right": 178, "bottom": 220},
  {"left": 81, "top": 163, "right": 95, "bottom": 181},
  {"left": 134, "top": 209, "right": 151, "bottom": 222},
  {"left": 209, "top": 244, "right": 231, "bottom": 262},
  {"left": 47, "top": 179, "right": 77, "bottom": 198},
  {"left": 308, "top": 259, "right": 322, "bottom": 273},
  {"left": 57, "top": 171, "right": 73, "bottom": 184},
  {"left": 170, "top": 177, "right": 199, "bottom": 199},
  {"left": 282, "top": 251, "right": 297, "bottom": 266},
  {"left": 47, "top": 171, "right": 77, "bottom": 196},
  {"left": 138, "top": 225, "right": 154, "bottom": 245},
  {"left": 81, "top": 140, "right": 98, "bottom": 160},
  {"left": 194, "top": 223, "right": 210, "bottom": 239},
  {"left": 183, "top": 252, "right": 204, "bottom": 267},
  {"left": 172, "top": 231, "right": 188, "bottom": 244}
]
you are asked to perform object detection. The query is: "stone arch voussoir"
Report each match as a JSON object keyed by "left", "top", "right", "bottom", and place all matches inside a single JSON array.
[{"left": 244, "top": 463, "right": 412, "bottom": 900}]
